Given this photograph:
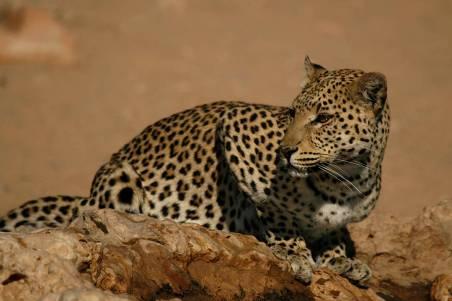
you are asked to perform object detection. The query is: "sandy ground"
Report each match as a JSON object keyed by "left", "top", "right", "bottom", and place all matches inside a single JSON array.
[{"left": 0, "top": 0, "right": 451, "bottom": 217}]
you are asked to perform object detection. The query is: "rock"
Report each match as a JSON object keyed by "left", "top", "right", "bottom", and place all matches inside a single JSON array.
[
  {"left": 0, "top": 230, "right": 94, "bottom": 301},
  {"left": 0, "top": 6, "right": 76, "bottom": 65},
  {"left": 71, "top": 210, "right": 308, "bottom": 300},
  {"left": 349, "top": 199, "right": 452, "bottom": 301},
  {"left": 350, "top": 199, "right": 452, "bottom": 285},
  {"left": 1, "top": 200, "right": 451, "bottom": 300},
  {"left": 430, "top": 274, "right": 452, "bottom": 301},
  {"left": 41, "top": 288, "right": 136, "bottom": 301},
  {"left": 308, "top": 269, "right": 383, "bottom": 301}
]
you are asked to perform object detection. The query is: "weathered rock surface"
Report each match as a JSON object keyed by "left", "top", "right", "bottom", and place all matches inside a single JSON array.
[
  {"left": 350, "top": 199, "right": 452, "bottom": 300},
  {"left": 0, "top": 200, "right": 451, "bottom": 301},
  {"left": 350, "top": 199, "right": 452, "bottom": 286},
  {"left": 41, "top": 289, "right": 135, "bottom": 301},
  {"left": 430, "top": 274, "right": 452, "bottom": 301},
  {"left": 0, "top": 5, "right": 76, "bottom": 64}
]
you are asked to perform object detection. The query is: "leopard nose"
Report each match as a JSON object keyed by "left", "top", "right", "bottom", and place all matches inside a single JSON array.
[{"left": 281, "top": 146, "right": 297, "bottom": 162}]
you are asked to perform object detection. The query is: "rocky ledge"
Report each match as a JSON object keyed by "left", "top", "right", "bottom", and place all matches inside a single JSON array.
[{"left": 0, "top": 200, "right": 451, "bottom": 301}]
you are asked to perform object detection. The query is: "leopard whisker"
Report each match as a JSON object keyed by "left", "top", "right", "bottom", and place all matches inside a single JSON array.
[
  {"left": 319, "top": 164, "right": 364, "bottom": 196},
  {"left": 318, "top": 154, "right": 375, "bottom": 172},
  {"left": 328, "top": 162, "right": 350, "bottom": 176},
  {"left": 317, "top": 165, "right": 354, "bottom": 193},
  {"left": 334, "top": 158, "right": 375, "bottom": 171}
]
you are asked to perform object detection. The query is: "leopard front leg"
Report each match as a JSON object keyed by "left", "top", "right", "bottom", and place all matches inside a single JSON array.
[
  {"left": 314, "top": 228, "right": 371, "bottom": 285},
  {"left": 265, "top": 230, "right": 316, "bottom": 283}
]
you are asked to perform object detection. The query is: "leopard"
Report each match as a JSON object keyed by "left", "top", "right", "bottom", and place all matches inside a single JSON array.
[{"left": 0, "top": 56, "right": 390, "bottom": 284}]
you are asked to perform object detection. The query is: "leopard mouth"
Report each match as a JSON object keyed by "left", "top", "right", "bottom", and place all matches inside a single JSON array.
[
  {"left": 293, "top": 165, "right": 321, "bottom": 177},
  {"left": 278, "top": 151, "right": 321, "bottom": 178},
  {"left": 284, "top": 161, "right": 320, "bottom": 178}
]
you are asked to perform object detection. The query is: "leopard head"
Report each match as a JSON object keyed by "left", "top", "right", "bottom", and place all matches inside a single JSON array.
[{"left": 280, "top": 56, "right": 389, "bottom": 178}]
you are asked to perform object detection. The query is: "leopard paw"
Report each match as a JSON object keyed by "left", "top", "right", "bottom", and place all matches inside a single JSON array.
[
  {"left": 286, "top": 254, "right": 315, "bottom": 283},
  {"left": 271, "top": 245, "right": 315, "bottom": 283},
  {"left": 319, "top": 256, "right": 352, "bottom": 274},
  {"left": 343, "top": 258, "right": 372, "bottom": 285},
  {"left": 319, "top": 256, "right": 371, "bottom": 284}
]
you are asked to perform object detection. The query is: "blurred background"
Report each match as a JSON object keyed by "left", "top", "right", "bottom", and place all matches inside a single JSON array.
[{"left": 0, "top": 0, "right": 451, "bottom": 217}]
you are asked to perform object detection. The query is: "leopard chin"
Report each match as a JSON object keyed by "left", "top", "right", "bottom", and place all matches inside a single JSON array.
[
  {"left": 288, "top": 166, "right": 309, "bottom": 178},
  {"left": 288, "top": 164, "right": 323, "bottom": 178}
]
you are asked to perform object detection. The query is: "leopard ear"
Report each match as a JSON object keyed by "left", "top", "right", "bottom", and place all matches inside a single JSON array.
[
  {"left": 355, "top": 72, "right": 387, "bottom": 116},
  {"left": 304, "top": 56, "right": 326, "bottom": 81}
]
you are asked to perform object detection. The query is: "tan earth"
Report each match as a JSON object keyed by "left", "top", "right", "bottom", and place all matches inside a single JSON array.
[{"left": 0, "top": 0, "right": 451, "bottom": 217}]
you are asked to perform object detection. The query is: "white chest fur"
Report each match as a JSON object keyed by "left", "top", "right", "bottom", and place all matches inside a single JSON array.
[{"left": 302, "top": 187, "right": 379, "bottom": 237}]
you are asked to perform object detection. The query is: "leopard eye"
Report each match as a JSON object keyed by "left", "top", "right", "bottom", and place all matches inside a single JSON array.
[{"left": 314, "top": 113, "right": 333, "bottom": 124}]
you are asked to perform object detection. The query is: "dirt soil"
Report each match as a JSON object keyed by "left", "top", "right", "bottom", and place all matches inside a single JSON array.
[{"left": 0, "top": 0, "right": 451, "bottom": 217}]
